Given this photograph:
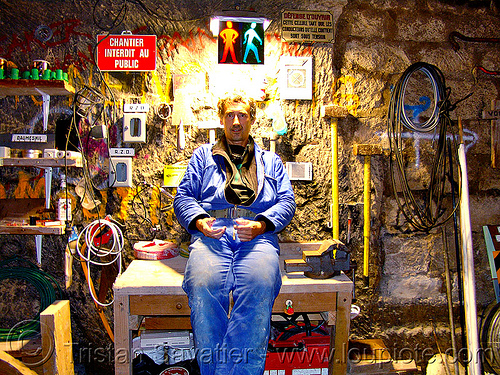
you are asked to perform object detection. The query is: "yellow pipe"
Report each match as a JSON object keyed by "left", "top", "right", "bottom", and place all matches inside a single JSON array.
[
  {"left": 363, "top": 155, "right": 371, "bottom": 280},
  {"left": 331, "top": 118, "right": 339, "bottom": 239}
]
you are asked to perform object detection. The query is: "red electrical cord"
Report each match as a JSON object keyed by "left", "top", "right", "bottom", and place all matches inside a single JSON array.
[{"left": 475, "top": 66, "right": 500, "bottom": 76}]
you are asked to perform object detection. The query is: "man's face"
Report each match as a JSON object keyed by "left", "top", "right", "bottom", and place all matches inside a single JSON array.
[{"left": 221, "top": 102, "right": 254, "bottom": 146}]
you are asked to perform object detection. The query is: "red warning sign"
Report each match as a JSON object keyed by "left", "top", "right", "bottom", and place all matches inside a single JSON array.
[{"left": 96, "top": 34, "right": 157, "bottom": 71}]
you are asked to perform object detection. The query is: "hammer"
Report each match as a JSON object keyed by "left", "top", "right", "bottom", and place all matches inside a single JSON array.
[
  {"left": 353, "top": 144, "right": 383, "bottom": 287},
  {"left": 321, "top": 105, "right": 349, "bottom": 239}
]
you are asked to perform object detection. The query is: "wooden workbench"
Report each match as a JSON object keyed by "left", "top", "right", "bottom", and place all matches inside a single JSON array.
[{"left": 113, "top": 242, "right": 353, "bottom": 375}]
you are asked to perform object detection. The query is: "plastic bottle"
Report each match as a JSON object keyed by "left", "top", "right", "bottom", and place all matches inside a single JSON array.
[{"left": 57, "top": 174, "right": 72, "bottom": 222}]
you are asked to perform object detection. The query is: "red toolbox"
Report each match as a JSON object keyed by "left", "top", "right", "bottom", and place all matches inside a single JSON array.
[{"left": 265, "top": 330, "right": 330, "bottom": 375}]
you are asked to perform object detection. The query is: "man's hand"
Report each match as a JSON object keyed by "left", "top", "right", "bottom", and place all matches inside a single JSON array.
[
  {"left": 234, "top": 218, "right": 266, "bottom": 242},
  {"left": 196, "top": 217, "right": 226, "bottom": 239}
]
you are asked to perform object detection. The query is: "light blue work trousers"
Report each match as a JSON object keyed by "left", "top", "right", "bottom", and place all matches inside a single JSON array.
[{"left": 182, "top": 218, "right": 282, "bottom": 375}]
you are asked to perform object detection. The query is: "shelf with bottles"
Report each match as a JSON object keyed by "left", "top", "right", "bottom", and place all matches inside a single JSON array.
[
  {"left": 0, "top": 156, "right": 83, "bottom": 168},
  {"left": 0, "top": 79, "right": 74, "bottom": 97},
  {"left": 0, "top": 77, "right": 78, "bottom": 263}
]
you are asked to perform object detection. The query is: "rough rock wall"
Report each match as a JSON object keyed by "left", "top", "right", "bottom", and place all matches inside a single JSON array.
[{"left": 0, "top": 0, "right": 500, "bottom": 373}]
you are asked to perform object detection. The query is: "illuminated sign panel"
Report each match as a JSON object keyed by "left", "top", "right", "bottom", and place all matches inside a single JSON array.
[
  {"left": 218, "top": 20, "right": 264, "bottom": 65},
  {"left": 96, "top": 34, "right": 157, "bottom": 71}
]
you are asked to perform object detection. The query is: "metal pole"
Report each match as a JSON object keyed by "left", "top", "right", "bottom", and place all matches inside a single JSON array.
[
  {"left": 363, "top": 155, "right": 371, "bottom": 286},
  {"left": 448, "top": 139, "right": 467, "bottom": 360},
  {"left": 458, "top": 118, "right": 481, "bottom": 375},
  {"left": 443, "top": 226, "right": 460, "bottom": 375}
]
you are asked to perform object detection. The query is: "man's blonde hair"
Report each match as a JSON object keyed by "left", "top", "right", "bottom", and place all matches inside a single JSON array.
[{"left": 217, "top": 92, "right": 257, "bottom": 121}]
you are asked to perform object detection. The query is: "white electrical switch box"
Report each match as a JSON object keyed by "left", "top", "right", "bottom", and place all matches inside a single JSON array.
[
  {"left": 123, "top": 103, "right": 149, "bottom": 143},
  {"left": 285, "top": 162, "right": 313, "bottom": 181},
  {"left": 109, "top": 157, "right": 133, "bottom": 187}
]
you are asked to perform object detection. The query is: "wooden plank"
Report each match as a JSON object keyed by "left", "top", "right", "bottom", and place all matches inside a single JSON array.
[
  {"left": 348, "top": 339, "right": 392, "bottom": 362},
  {"left": 0, "top": 338, "right": 41, "bottom": 357},
  {"left": 143, "top": 316, "right": 192, "bottom": 330},
  {"left": 330, "top": 291, "right": 352, "bottom": 375},
  {"left": 114, "top": 292, "right": 132, "bottom": 375},
  {"left": 273, "top": 292, "right": 336, "bottom": 313},
  {"left": 349, "top": 359, "right": 419, "bottom": 374},
  {"left": 130, "top": 291, "right": 337, "bottom": 316},
  {"left": 0, "top": 338, "right": 43, "bottom": 374},
  {"left": 0, "top": 350, "right": 38, "bottom": 375},
  {"left": 39, "top": 300, "right": 74, "bottom": 375},
  {"left": 0, "top": 199, "right": 45, "bottom": 220},
  {"left": 130, "top": 295, "right": 190, "bottom": 315},
  {"left": 0, "top": 225, "right": 65, "bottom": 235},
  {"left": 0, "top": 80, "right": 75, "bottom": 96}
]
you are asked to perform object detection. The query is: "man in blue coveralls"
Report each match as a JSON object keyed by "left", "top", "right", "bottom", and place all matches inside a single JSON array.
[{"left": 173, "top": 91, "right": 296, "bottom": 375}]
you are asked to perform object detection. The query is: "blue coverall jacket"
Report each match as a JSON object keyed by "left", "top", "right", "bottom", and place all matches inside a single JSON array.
[{"left": 174, "top": 141, "right": 296, "bottom": 233}]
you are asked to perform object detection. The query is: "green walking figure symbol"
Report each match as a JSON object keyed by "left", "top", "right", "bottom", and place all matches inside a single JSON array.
[
  {"left": 219, "top": 21, "right": 239, "bottom": 63},
  {"left": 243, "top": 22, "right": 262, "bottom": 63}
]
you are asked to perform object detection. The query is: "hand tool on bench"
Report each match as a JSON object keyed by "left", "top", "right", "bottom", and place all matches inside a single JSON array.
[
  {"left": 284, "top": 239, "right": 352, "bottom": 279},
  {"left": 353, "top": 143, "right": 383, "bottom": 287}
]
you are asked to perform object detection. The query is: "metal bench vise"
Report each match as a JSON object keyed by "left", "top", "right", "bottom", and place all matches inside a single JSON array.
[{"left": 284, "top": 239, "right": 352, "bottom": 279}]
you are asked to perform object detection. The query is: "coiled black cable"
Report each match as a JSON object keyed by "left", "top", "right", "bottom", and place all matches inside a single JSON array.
[
  {"left": 0, "top": 257, "right": 63, "bottom": 341},
  {"left": 388, "top": 62, "right": 461, "bottom": 232}
]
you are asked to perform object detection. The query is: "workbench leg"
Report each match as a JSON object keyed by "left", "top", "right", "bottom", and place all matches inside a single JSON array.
[
  {"left": 114, "top": 293, "right": 132, "bottom": 375},
  {"left": 330, "top": 291, "right": 352, "bottom": 375}
]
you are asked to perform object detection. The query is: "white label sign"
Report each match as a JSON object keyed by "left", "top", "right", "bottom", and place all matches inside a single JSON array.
[
  {"left": 12, "top": 134, "right": 48, "bottom": 143},
  {"left": 110, "top": 148, "right": 135, "bottom": 157},
  {"left": 124, "top": 103, "right": 150, "bottom": 113},
  {"left": 281, "top": 10, "right": 334, "bottom": 43}
]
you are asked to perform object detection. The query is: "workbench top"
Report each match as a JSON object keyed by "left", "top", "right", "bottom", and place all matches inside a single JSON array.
[{"left": 114, "top": 242, "right": 353, "bottom": 295}]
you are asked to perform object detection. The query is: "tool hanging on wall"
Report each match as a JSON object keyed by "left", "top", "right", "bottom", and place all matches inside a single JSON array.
[
  {"left": 320, "top": 105, "right": 348, "bottom": 239},
  {"left": 178, "top": 119, "right": 185, "bottom": 150},
  {"left": 346, "top": 207, "right": 352, "bottom": 244},
  {"left": 171, "top": 89, "right": 195, "bottom": 151},
  {"left": 157, "top": 103, "right": 172, "bottom": 132},
  {"left": 482, "top": 99, "right": 500, "bottom": 168},
  {"left": 64, "top": 226, "right": 79, "bottom": 289},
  {"left": 353, "top": 144, "right": 383, "bottom": 288}
]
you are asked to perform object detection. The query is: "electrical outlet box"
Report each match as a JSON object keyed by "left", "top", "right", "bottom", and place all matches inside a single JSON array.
[
  {"left": 123, "top": 113, "right": 147, "bottom": 143},
  {"left": 285, "top": 162, "right": 313, "bottom": 181},
  {"left": 109, "top": 157, "right": 133, "bottom": 187},
  {"left": 123, "top": 103, "right": 149, "bottom": 143}
]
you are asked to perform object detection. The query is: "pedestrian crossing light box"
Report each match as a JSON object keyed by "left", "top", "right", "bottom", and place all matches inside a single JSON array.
[{"left": 214, "top": 18, "right": 265, "bottom": 65}]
